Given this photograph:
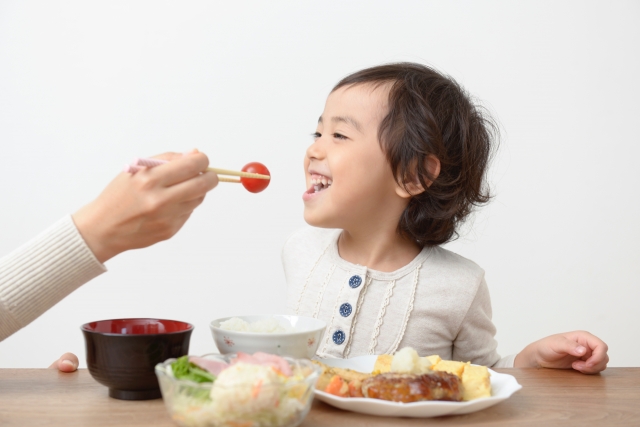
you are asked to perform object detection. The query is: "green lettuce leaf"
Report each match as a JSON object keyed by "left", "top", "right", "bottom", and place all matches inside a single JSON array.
[{"left": 171, "top": 356, "right": 216, "bottom": 383}]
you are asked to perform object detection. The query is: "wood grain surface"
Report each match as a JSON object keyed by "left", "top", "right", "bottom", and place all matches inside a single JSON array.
[{"left": 0, "top": 368, "right": 638, "bottom": 426}]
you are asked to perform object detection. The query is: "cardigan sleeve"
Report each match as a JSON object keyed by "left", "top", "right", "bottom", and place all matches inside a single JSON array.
[
  {"left": 451, "top": 276, "right": 506, "bottom": 367},
  {"left": 0, "top": 216, "right": 106, "bottom": 342}
]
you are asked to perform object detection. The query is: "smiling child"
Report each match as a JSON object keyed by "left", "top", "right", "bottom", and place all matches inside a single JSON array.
[{"left": 283, "top": 63, "right": 608, "bottom": 373}]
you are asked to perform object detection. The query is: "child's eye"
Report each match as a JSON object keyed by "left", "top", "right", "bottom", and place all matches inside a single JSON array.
[
  {"left": 333, "top": 133, "right": 347, "bottom": 140},
  {"left": 311, "top": 132, "right": 321, "bottom": 139}
]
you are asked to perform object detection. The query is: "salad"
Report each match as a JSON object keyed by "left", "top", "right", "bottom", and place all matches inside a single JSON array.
[{"left": 155, "top": 352, "right": 320, "bottom": 427}]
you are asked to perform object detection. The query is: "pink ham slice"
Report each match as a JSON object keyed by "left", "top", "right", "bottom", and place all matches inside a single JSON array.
[
  {"left": 252, "top": 352, "right": 293, "bottom": 376},
  {"left": 189, "top": 353, "right": 293, "bottom": 377},
  {"left": 231, "top": 352, "right": 292, "bottom": 376},
  {"left": 189, "top": 356, "right": 229, "bottom": 376}
]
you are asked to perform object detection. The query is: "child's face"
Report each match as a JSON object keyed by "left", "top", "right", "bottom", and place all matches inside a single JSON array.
[{"left": 303, "top": 84, "right": 408, "bottom": 230}]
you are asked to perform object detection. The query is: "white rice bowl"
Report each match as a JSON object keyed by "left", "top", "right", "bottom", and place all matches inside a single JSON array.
[{"left": 210, "top": 315, "right": 327, "bottom": 359}]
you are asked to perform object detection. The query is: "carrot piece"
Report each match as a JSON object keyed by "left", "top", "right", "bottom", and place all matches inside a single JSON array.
[
  {"left": 348, "top": 380, "right": 364, "bottom": 397},
  {"left": 251, "top": 379, "right": 263, "bottom": 398},
  {"left": 324, "top": 375, "right": 346, "bottom": 396}
]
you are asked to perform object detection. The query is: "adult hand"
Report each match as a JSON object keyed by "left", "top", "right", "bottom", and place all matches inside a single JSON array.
[
  {"left": 514, "top": 330, "right": 609, "bottom": 374},
  {"left": 48, "top": 352, "right": 79, "bottom": 372},
  {"left": 72, "top": 150, "right": 218, "bottom": 263}
]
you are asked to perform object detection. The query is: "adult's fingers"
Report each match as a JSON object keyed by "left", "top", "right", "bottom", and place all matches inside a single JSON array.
[
  {"left": 178, "top": 196, "right": 207, "bottom": 214},
  {"left": 158, "top": 211, "right": 193, "bottom": 241},
  {"left": 163, "top": 169, "right": 219, "bottom": 203},
  {"left": 151, "top": 152, "right": 211, "bottom": 187},
  {"left": 48, "top": 352, "right": 79, "bottom": 372},
  {"left": 152, "top": 152, "right": 184, "bottom": 162},
  {"left": 152, "top": 149, "right": 201, "bottom": 162},
  {"left": 149, "top": 196, "right": 207, "bottom": 222}
]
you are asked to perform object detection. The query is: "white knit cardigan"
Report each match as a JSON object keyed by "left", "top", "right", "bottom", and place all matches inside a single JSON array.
[{"left": 283, "top": 226, "right": 515, "bottom": 367}]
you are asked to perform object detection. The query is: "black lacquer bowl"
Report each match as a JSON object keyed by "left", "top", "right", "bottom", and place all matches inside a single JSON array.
[{"left": 82, "top": 318, "right": 193, "bottom": 400}]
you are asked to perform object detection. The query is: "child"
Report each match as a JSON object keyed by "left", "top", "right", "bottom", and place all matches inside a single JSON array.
[{"left": 283, "top": 63, "right": 608, "bottom": 373}]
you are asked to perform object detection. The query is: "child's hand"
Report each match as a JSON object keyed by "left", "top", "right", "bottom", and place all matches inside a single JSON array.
[
  {"left": 48, "top": 352, "right": 79, "bottom": 372},
  {"left": 515, "top": 331, "right": 608, "bottom": 374}
]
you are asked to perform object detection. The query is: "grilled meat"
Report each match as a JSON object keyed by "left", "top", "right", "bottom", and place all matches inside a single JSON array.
[{"left": 361, "top": 371, "right": 463, "bottom": 402}]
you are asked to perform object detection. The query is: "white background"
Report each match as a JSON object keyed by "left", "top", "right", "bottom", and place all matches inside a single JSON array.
[{"left": 1, "top": 1, "right": 638, "bottom": 368}]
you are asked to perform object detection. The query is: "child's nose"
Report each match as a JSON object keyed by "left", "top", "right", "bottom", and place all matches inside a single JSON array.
[{"left": 305, "top": 137, "right": 325, "bottom": 160}]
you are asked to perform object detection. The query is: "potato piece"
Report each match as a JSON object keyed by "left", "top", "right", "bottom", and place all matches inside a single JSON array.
[
  {"left": 312, "top": 360, "right": 331, "bottom": 391},
  {"left": 425, "top": 355, "right": 442, "bottom": 366},
  {"left": 432, "top": 360, "right": 469, "bottom": 378},
  {"left": 312, "top": 360, "right": 371, "bottom": 391},
  {"left": 329, "top": 366, "right": 370, "bottom": 383},
  {"left": 416, "top": 356, "right": 433, "bottom": 374},
  {"left": 391, "top": 347, "right": 420, "bottom": 374},
  {"left": 461, "top": 365, "right": 491, "bottom": 401},
  {"left": 372, "top": 354, "right": 393, "bottom": 375},
  {"left": 377, "top": 349, "right": 435, "bottom": 375}
]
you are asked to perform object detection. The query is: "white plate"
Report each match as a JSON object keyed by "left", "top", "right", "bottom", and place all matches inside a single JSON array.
[{"left": 313, "top": 355, "right": 522, "bottom": 418}]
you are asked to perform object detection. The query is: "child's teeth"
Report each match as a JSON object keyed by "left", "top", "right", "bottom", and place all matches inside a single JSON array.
[{"left": 310, "top": 175, "right": 331, "bottom": 191}]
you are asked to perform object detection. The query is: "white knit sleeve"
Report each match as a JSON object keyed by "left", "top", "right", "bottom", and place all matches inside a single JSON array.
[{"left": 0, "top": 216, "right": 107, "bottom": 342}]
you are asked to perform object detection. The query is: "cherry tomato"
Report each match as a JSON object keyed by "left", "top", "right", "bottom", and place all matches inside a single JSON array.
[{"left": 241, "top": 162, "right": 271, "bottom": 193}]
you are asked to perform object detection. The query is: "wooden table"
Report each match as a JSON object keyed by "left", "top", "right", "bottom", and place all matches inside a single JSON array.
[{"left": 0, "top": 368, "right": 638, "bottom": 426}]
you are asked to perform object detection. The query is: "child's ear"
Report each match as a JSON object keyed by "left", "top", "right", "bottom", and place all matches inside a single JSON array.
[{"left": 395, "top": 155, "right": 441, "bottom": 199}]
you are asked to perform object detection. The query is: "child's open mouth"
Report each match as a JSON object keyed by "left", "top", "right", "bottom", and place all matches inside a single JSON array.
[
  {"left": 311, "top": 174, "right": 332, "bottom": 193},
  {"left": 303, "top": 173, "right": 332, "bottom": 201}
]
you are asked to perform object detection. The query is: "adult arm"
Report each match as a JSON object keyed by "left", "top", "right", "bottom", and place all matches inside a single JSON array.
[
  {"left": 0, "top": 151, "right": 218, "bottom": 342},
  {"left": 0, "top": 216, "right": 106, "bottom": 342}
]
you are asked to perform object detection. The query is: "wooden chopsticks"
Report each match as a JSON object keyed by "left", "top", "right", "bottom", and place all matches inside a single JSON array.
[{"left": 123, "top": 158, "right": 270, "bottom": 182}]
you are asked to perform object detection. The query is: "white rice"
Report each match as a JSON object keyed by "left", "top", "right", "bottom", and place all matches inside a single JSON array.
[{"left": 219, "top": 317, "right": 294, "bottom": 334}]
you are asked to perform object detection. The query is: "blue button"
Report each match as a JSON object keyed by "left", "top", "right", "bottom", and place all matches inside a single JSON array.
[
  {"left": 348, "top": 275, "right": 362, "bottom": 288},
  {"left": 332, "top": 330, "right": 346, "bottom": 345},
  {"left": 339, "top": 303, "right": 352, "bottom": 317}
]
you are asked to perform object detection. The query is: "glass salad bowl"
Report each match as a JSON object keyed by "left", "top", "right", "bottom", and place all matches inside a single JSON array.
[{"left": 155, "top": 353, "right": 321, "bottom": 427}]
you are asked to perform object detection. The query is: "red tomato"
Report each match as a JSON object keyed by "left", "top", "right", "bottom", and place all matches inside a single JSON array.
[{"left": 240, "top": 162, "right": 271, "bottom": 193}]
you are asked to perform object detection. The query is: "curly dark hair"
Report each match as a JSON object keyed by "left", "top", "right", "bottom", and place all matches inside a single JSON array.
[{"left": 333, "top": 63, "right": 498, "bottom": 247}]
